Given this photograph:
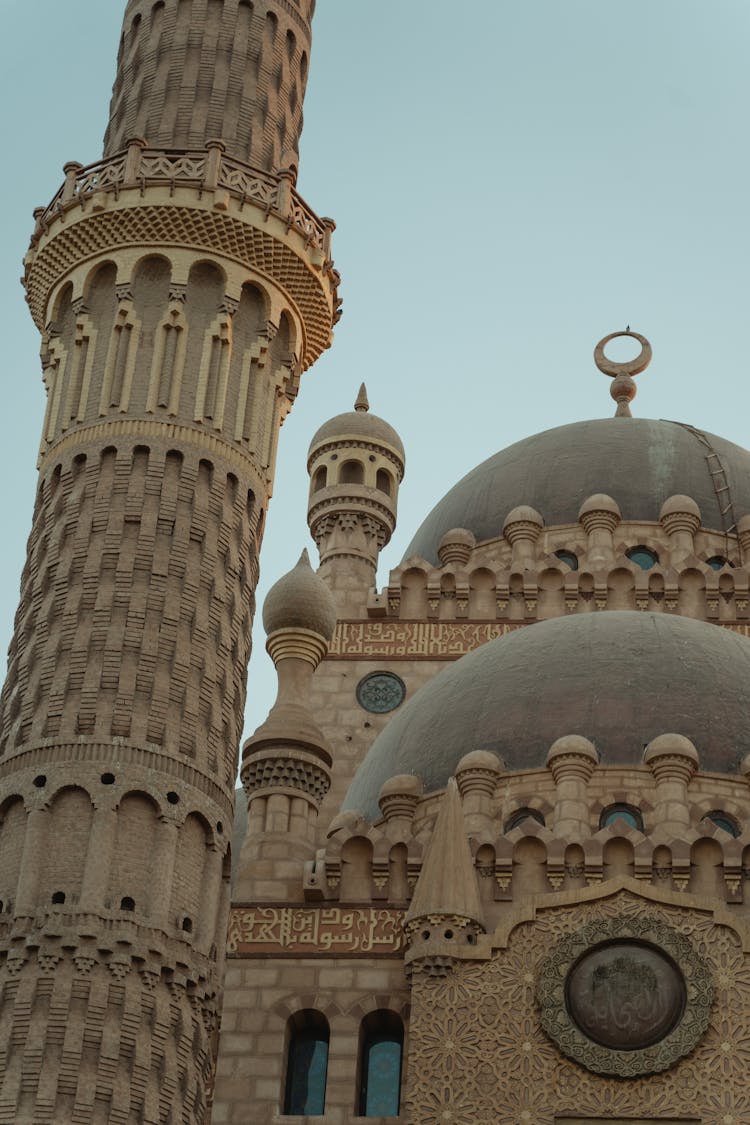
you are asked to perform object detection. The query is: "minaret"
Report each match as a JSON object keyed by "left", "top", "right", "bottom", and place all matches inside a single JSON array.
[
  {"left": 307, "top": 385, "right": 404, "bottom": 614},
  {"left": 236, "top": 550, "right": 336, "bottom": 901},
  {"left": 0, "top": 1, "right": 338, "bottom": 1121}
]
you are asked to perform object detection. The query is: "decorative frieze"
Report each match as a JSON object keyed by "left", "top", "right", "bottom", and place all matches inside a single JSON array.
[
  {"left": 329, "top": 619, "right": 750, "bottom": 659},
  {"left": 227, "top": 906, "right": 406, "bottom": 957}
]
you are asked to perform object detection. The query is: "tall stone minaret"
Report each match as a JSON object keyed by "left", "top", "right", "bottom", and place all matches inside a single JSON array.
[{"left": 0, "top": 2, "right": 338, "bottom": 1121}]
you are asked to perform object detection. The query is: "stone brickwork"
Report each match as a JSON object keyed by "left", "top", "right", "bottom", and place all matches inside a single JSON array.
[
  {"left": 214, "top": 954, "right": 408, "bottom": 1124},
  {"left": 105, "top": 0, "right": 314, "bottom": 174}
]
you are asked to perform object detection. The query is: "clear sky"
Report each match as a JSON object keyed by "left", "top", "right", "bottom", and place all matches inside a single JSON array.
[{"left": 2, "top": 2, "right": 750, "bottom": 738}]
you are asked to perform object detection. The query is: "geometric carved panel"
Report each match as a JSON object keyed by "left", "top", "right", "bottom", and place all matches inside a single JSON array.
[
  {"left": 537, "top": 914, "right": 713, "bottom": 1075},
  {"left": 404, "top": 893, "right": 750, "bottom": 1125}
]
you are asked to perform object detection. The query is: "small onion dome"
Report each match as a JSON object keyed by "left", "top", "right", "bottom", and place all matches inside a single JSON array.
[
  {"left": 378, "top": 774, "right": 423, "bottom": 821},
  {"left": 308, "top": 383, "right": 405, "bottom": 463},
  {"left": 437, "top": 527, "right": 476, "bottom": 566},
  {"left": 643, "top": 733, "right": 700, "bottom": 772},
  {"left": 578, "top": 493, "right": 621, "bottom": 521},
  {"left": 503, "top": 505, "right": 544, "bottom": 539},
  {"left": 262, "top": 550, "right": 337, "bottom": 641},
  {"left": 659, "top": 494, "right": 701, "bottom": 522},
  {"left": 546, "top": 735, "right": 598, "bottom": 783},
  {"left": 455, "top": 750, "right": 503, "bottom": 799}
]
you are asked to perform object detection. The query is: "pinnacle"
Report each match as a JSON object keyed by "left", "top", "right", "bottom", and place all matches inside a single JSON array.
[
  {"left": 354, "top": 383, "right": 370, "bottom": 413},
  {"left": 405, "top": 778, "right": 485, "bottom": 930}
]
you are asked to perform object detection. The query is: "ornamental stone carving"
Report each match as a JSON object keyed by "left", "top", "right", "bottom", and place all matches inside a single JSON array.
[{"left": 537, "top": 914, "right": 713, "bottom": 1075}]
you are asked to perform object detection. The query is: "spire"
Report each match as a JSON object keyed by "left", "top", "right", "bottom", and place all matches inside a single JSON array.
[
  {"left": 354, "top": 382, "right": 370, "bottom": 413},
  {"left": 405, "top": 779, "right": 485, "bottom": 933}
]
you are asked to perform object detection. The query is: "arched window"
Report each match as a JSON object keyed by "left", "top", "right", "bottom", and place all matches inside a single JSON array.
[
  {"left": 704, "top": 810, "right": 740, "bottom": 837},
  {"left": 376, "top": 468, "right": 392, "bottom": 496},
  {"left": 312, "top": 466, "right": 327, "bottom": 492},
  {"left": 340, "top": 460, "right": 364, "bottom": 485},
  {"left": 599, "top": 803, "right": 643, "bottom": 832},
  {"left": 358, "top": 1010, "right": 404, "bottom": 1117},
  {"left": 283, "top": 1010, "right": 329, "bottom": 1116},
  {"left": 626, "top": 546, "right": 658, "bottom": 570},
  {"left": 554, "top": 549, "right": 579, "bottom": 571},
  {"left": 504, "top": 807, "right": 545, "bottom": 832}
]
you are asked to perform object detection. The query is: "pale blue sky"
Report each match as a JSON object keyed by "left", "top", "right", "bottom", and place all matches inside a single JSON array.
[{"left": 2, "top": 2, "right": 750, "bottom": 735}]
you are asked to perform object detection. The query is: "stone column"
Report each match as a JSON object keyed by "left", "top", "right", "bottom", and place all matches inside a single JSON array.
[
  {"left": 579, "top": 493, "right": 621, "bottom": 571},
  {"left": 546, "top": 735, "right": 598, "bottom": 839},
  {"left": 660, "top": 495, "right": 701, "bottom": 568},
  {"left": 644, "top": 733, "right": 699, "bottom": 836}
]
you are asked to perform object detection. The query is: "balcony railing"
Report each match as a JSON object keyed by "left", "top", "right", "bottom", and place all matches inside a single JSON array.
[{"left": 32, "top": 139, "right": 335, "bottom": 260}]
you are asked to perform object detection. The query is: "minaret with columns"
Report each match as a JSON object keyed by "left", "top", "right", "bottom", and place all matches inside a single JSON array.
[
  {"left": 0, "top": 1, "right": 338, "bottom": 1121},
  {"left": 307, "top": 386, "right": 405, "bottom": 615}
]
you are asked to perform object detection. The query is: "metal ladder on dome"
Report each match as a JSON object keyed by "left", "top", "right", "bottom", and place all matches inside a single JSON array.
[{"left": 663, "top": 421, "right": 742, "bottom": 565}]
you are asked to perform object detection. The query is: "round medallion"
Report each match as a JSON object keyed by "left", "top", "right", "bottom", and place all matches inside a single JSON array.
[
  {"left": 537, "top": 914, "right": 713, "bottom": 1077},
  {"left": 356, "top": 672, "right": 406, "bottom": 714},
  {"left": 565, "top": 941, "right": 685, "bottom": 1050}
]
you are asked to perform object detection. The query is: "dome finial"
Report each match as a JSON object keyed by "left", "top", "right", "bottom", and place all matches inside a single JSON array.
[
  {"left": 594, "top": 329, "right": 652, "bottom": 418},
  {"left": 354, "top": 383, "right": 370, "bottom": 413}
]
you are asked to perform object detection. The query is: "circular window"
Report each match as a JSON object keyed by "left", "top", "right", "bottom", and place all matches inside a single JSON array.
[
  {"left": 599, "top": 804, "right": 643, "bottom": 832},
  {"left": 627, "top": 546, "right": 658, "bottom": 570},
  {"left": 565, "top": 941, "right": 686, "bottom": 1051},
  {"left": 356, "top": 672, "right": 406, "bottom": 714},
  {"left": 505, "top": 807, "right": 545, "bottom": 832},
  {"left": 555, "top": 549, "right": 579, "bottom": 571}
]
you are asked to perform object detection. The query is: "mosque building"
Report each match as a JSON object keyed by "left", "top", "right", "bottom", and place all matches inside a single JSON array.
[
  {"left": 2, "top": 2, "right": 750, "bottom": 1124},
  {"left": 220, "top": 336, "right": 750, "bottom": 1125}
]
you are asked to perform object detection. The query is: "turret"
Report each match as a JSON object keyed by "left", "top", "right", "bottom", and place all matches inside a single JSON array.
[
  {"left": 404, "top": 779, "right": 485, "bottom": 976},
  {"left": 237, "top": 551, "right": 336, "bottom": 900},
  {"left": 307, "top": 384, "right": 405, "bottom": 613},
  {"left": 0, "top": 0, "right": 337, "bottom": 1118}
]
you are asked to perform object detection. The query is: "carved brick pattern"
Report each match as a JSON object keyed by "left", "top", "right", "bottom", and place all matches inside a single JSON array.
[
  {"left": 105, "top": 0, "right": 311, "bottom": 172},
  {"left": 0, "top": 442, "right": 256, "bottom": 790},
  {"left": 405, "top": 893, "right": 750, "bottom": 1125},
  {"left": 0, "top": 950, "right": 212, "bottom": 1124},
  {"left": 243, "top": 757, "right": 330, "bottom": 802},
  {"left": 26, "top": 204, "right": 333, "bottom": 366}
]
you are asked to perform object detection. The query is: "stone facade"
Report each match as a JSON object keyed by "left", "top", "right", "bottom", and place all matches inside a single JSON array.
[{"left": 219, "top": 334, "right": 750, "bottom": 1123}]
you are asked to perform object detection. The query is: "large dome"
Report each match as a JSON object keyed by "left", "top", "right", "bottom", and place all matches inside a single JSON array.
[
  {"left": 344, "top": 612, "right": 750, "bottom": 820},
  {"left": 404, "top": 418, "right": 750, "bottom": 563}
]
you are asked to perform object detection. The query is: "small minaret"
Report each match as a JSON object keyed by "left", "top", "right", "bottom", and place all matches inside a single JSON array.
[
  {"left": 307, "top": 385, "right": 405, "bottom": 614},
  {"left": 404, "top": 779, "right": 486, "bottom": 976},
  {"left": 237, "top": 551, "right": 336, "bottom": 901}
]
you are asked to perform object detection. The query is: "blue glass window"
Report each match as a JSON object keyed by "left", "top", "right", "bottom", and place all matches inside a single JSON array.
[
  {"left": 359, "top": 1011, "right": 404, "bottom": 1117},
  {"left": 554, "top": 549, "right": 579, "bottom": 571},
  {"left": 626, "top": 546, "right": 658, "bottom": 570},
  {"left": 284, "top": 1011, "right": 329, "bottom": 1115},
  {"left": 705, "top": 811, "right": 740, "bottom": 837},
  {"left": 599, "top": 804, "right": 643, "bottom": 832},
  {"left": 706, "top": 556, "right": 729, "bottom": 571}
]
